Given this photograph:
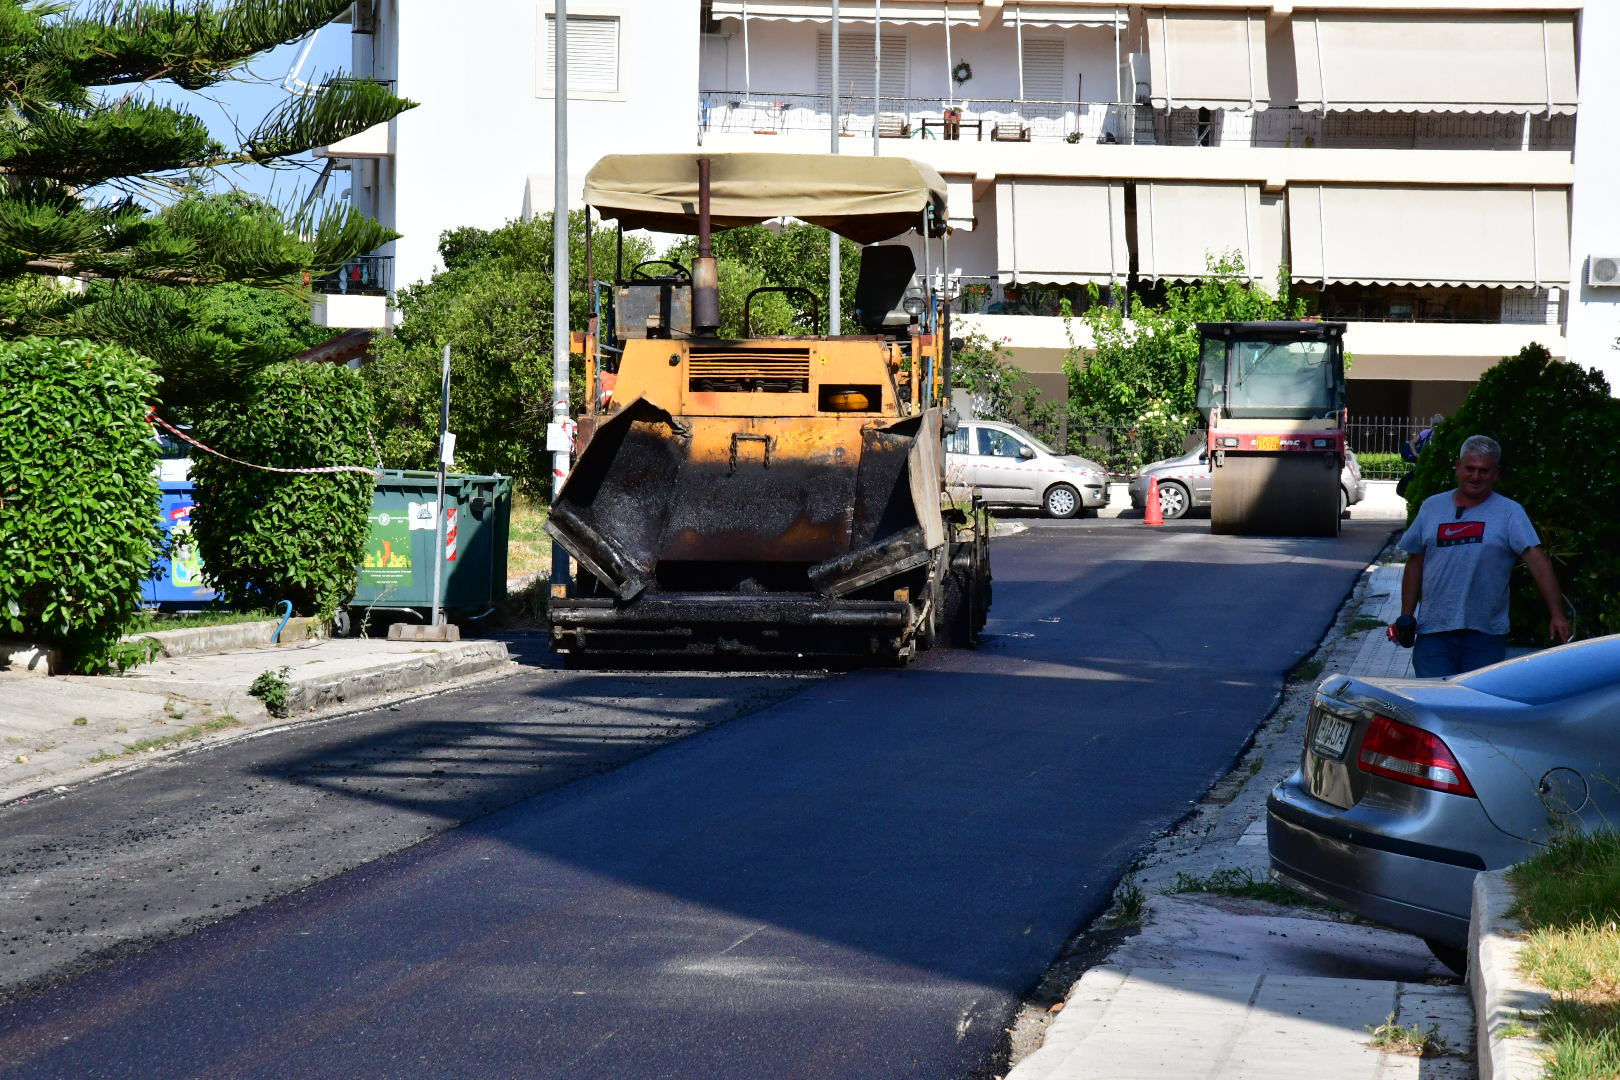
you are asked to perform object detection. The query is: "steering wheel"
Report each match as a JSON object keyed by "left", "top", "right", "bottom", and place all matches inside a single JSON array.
[{"left": 629, "top": 259, "right": 691, "bottom": 281}]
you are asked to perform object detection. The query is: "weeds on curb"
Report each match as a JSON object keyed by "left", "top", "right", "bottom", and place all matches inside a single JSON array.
[
  {"left": 88, "top": 717, "right": 245, "bottom": 763},
  {"left": 1348, "top": 616, "right": 1386, "bottom": 633},
  {"left": 1366, "top": 1013, "right": 1452, "bottom": 1056},
  {"left": 1167, "top": 867, "right": 1315, "bottom": 908},
  {"left": 1106, "top": 881, "right": 1146, "bottom": 927},
  {"left": 248, "top": 667, "right": 293, "bottom": 717}
]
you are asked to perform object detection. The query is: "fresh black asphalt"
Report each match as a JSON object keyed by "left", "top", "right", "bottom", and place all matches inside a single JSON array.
[{"left": 0, "top": 517, "right": 1396, "bottom": 1079}]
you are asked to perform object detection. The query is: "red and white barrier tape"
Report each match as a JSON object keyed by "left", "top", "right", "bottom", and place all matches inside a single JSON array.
[{"left": 148, "top": 410, "right": 381, "bottom": 477}]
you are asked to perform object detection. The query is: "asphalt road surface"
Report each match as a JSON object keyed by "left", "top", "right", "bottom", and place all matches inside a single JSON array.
[{"left": 0, "top": 515, "right": 1397, "bottom": 1080}]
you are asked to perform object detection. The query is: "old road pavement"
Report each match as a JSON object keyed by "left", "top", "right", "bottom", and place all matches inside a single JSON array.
[{"left": 0, "top": 514, "right": 1396, "bottom": 1080}]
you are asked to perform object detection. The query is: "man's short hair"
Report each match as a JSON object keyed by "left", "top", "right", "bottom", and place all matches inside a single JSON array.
[{"left": 1459, "top": 434, "right": 1501, "bottom": 464}]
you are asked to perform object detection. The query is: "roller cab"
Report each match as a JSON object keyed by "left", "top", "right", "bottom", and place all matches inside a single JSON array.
[{"left": 1195, "top": 322, "right": 1348, "bottom": 538}]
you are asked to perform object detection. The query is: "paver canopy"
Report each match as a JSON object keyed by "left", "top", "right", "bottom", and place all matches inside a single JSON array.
[{"left": 583, "top": 153, "right": 948, "bottom": 243}]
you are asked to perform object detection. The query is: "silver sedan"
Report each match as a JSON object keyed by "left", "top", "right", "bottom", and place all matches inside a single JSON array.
[
  {"left": 945, "top": 419, "right": 1110, "bottom": 519},
  {"left": 1267, "top": 636, "right": 1620, "bottom": 972},
  {"left": 1129, "top": 446, "right": 1366, "bottom": 519}
]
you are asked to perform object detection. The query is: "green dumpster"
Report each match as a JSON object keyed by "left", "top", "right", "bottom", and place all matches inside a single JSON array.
[{"left": 347, "top": 470, "right": 511, "bottom": 627}]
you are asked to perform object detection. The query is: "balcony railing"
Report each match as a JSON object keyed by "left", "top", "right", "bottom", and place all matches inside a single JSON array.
[
  {"left": 700, "top": 91, "right": 1148, "bottom": 144},
  {"left": 313, "top": 255, "right": 392, "bottom": 296},
  {"left": 698, "top": 91, "right": 1575, "bottom": 151}
]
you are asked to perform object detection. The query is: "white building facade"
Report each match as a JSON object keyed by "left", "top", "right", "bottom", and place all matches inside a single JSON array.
[{"left": 320, "top": 0, "right": 1620, "bottom": 416}]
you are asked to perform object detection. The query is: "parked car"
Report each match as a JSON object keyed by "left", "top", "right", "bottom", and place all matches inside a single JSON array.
[
  {"left": 1128, "top": 445, "right": 1366, "bottom": 520},
  {"left": 1266, "top": 636, "right": 1620, "bottom": 971},
  {"left": 945, "top": 419, "right": 1109, "bottom": 518}
]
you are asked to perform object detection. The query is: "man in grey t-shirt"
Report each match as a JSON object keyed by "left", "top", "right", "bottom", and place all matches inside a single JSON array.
[{"left": 1393, "top": 434, "right": 1569, "bottom": 677}]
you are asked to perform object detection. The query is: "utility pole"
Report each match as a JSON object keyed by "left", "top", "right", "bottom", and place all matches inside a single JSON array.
[
  {"left": 550, "top": 0, "right": 572, "bottom": 589},
  {"left": 828, "top": 0, "right": 840, "bottom": 334}
]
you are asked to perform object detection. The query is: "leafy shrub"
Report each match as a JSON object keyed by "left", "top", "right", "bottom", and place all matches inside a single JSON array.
[
  {"left": 189, "top": 362, "right": 375, "bottom": 619},
  {"left": 1406, "top": 343, "right": 1620, "bottom": 641},
  {"left": 953, "top": 331, "right": 1060, "bottom": 439},
  {"left": 0, "top": 338, "right": 161, "bottom": 672}
]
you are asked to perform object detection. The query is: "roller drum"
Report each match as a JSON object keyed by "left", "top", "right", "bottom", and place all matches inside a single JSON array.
[{"left": 1210, "top": 453, "right": 1340, "bottom": 537}]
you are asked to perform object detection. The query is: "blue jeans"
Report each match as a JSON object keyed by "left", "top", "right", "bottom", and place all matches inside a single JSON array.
[{"left": 1412, "top": 630, "right": 1507, "bottom": 678}]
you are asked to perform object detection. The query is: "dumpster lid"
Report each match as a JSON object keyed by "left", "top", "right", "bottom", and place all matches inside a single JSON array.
[{"left": 583, "top": 153, "right": 948, "bottom": 243}]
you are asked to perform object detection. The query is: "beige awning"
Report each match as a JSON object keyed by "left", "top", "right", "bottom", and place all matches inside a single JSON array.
[
  {"left": 1135, "top": 182, "right": 1282, "bottom": 284},
  {"left": 1292, "top": 12, "right": 1578, "bottom": 115},
  {"left": 1288, "top": 184, "right": 1569, "bottom": 288},
  {"left": 584, "top": 153, "right": 948, "bottom": 243},
  {"left": 995, "top": 178, "right": 1128, "bottom": 285},
  {"left": 1145, "top": 8, "right": 1270, "bottom": 110},
  {"left": 711, "top": 1, "right": 978, "bottom": 24},
  {"left": 1008, "top": 3, "right": 1126, "bottom": 29}
]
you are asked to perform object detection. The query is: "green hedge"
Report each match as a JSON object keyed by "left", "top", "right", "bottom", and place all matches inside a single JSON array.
[
  {"left": 189, "top": 362, "right": 375, "bottom": 619},
  {"left": 1406, "top": 343, "right": 1620, "bottom": 642},
  {"left": 0, "top": 338, "right": 161, "bottom": 673}
]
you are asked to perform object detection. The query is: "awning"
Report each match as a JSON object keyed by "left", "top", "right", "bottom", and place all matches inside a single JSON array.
[
  {"left": 710, "top": 1, "right": 978, "bottom": 24},
  {"left": 1292, "top": 12, "right": 1578, "bottom": 115},
  {"left": 1135, "top": 182, "right": 1281, "bottom": 284},
  {"left": 1288, "top": 184, "right": 1569, "bottom": 288},
  {"left": 995, "top": 178, "right": 1128, "bottom": 285},
  {"left": 584, "top": 153, "right": 948, "bottom": 243},
  {"left": 1145, "top": 8, "right": 1270, "bottom": 110},
  {"left": 1007, "top": 3, "right": 1126, "bottom": 29},
  {"left": 945, "top": 176, "right": 976, "bottom": 231}
]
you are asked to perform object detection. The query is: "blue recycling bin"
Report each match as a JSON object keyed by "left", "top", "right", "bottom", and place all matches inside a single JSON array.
[{"left": 146, "top": 480, "right": 219, "bottom": 607}]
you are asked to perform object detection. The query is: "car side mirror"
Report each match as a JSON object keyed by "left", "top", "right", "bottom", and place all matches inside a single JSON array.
[
  {"left": 1198, "top": 451, "right": 1208, "bottom": 463},
  {"left": 1018, "top": 446, "right": 1035, "bottom": 460}
]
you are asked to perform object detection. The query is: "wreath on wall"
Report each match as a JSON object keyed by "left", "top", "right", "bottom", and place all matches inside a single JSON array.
[{"left": 952, "top": 60, "right": 972, "bottom": 85}]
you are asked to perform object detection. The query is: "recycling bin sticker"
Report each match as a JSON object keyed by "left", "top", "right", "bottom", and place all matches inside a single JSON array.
[{"left": 363, "top": 507, "right": 414, "bottom": 587}]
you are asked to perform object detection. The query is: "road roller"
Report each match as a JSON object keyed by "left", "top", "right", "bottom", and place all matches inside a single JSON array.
[
  {"left": 545, "top": 153, "right": 991, "bottom": 663},
  {"left": 1195, "top": 321, "right": 1348, "bottom": 537}
]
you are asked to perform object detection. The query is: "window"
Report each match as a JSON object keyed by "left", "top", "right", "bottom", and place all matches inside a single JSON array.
[
  {"left": 946, "top": 427, "right": 970, "bottom": 454},
  {"left": 542, "top": 14, "right": 619, "bottom": 95},
  {"left": 816, "top": 32, "right": 909, "bottom": 107},
  {"left": 978, "top": 428, "right": 1028, "bottom": 458}
]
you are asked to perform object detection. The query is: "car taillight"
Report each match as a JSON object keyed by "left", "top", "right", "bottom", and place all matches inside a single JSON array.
[{"left": 1356, "top": 715, "right": 1476, "bottom": 797}]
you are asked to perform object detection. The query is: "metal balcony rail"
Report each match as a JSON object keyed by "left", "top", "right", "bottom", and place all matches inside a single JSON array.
[
  {"left": 313, "top": 254, "right": 393, "bottom": 296},
  {"left": 698, "top": 91, "right": 1575, "bottom": 151}
]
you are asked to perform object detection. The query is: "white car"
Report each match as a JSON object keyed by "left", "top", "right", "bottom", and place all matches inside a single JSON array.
[{"left": 945, "top": 419, "right": 1110, "bottom": 518}]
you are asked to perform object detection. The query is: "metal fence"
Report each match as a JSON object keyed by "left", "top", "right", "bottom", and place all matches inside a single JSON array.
[{"left": 1347, "top": 416, "right": 1432, "bottom": 479}]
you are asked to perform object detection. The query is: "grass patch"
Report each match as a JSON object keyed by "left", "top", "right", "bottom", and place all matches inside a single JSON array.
[
  {"left": 1166, "top": 867, "right": 1316, "bottom": 907},
  {"left": 1349, "top": 616, "right": 1387, "bottom": 633},
  {"left": 1289, "top": 656, "right": 1325, "bottom": 683},
  {"left": 113, "top": 717, "right": 245, "bottom": 757},
  {"left": 1506, "top": 829, "right": 1620, "bottom": 1080},
  {"left": 126, "top": 608, "right": 277, "bottom": 633},
  {"left": 507, "top": 496, "right": 551, "bottom": 579},
  {"left": 1366, "top": 1012, "right": 1453, "bottom": 1056},
  {"left": 1106, "top": 881, "right": 1146, "bottom": 927}
]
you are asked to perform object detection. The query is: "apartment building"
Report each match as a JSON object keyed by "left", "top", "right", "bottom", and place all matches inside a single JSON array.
[{"left": 319, "top": 1, "right": 1620, "bottom": 416}]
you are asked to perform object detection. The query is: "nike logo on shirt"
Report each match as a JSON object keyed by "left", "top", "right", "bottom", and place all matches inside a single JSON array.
[{"left": 1436, "top": 521, "right": 1485, "bottom": 546}]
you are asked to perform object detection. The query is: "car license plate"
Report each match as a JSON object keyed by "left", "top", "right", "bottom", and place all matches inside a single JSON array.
[
  {"left": 1256, "top": 436, "right": 1281, "bottom": 450},
  {"left": 1311, "top": 715, "right": 1354, "bottom": 759}
]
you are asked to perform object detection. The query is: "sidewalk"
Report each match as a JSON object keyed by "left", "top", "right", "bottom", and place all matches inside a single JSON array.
[
  {"left": 1006, "top": 481, "right": 1500, "bottom": 1080},
  {"left": 0, "top": 621, "right": 513, "bottom": 805}
]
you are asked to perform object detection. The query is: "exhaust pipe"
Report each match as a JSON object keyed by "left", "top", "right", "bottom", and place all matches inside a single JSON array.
[{"left": 692, "top": 157, "right": 720, "bottom": 335}]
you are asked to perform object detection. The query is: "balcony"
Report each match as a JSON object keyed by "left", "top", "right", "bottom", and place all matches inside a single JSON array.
[
  {"left": 698, "top": 91, "right": 1575, "bottom": 152},
  {"left": 311, "top": 255, "right": 393, "bottom": 329}
]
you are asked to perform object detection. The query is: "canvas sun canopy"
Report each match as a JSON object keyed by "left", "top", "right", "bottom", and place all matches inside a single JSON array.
[
  {"left": 710, "top": 1, "right": 977, "bottom": 25},
  {"left": 584, "top": 153, "right": 948, "bottom": 244},
  {"left": 1146, "top": 8, "right": 1270, "bottom": 110},
  {"left": 1288, "top": 184, "right": 1569, "bottom": 288},
  {"left": 995, "top": 178, "right": 1128, "bottom": 285},
  {"left": 1136, "top": 181, "right": 1282, "bottom": 284},
  {"left": 1292, "top": 12, "right": 1578, "bottom": 115}
]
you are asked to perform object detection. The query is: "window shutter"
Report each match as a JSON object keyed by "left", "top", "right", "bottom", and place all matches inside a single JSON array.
[
  {"left": 816, "top": 32, "right": 909, "bottom": 104},
  {"left": 1021, "top": 38, "right": 1064, "bottom": 101},
  {"left": 543, "top": 15, "right": 619, "bottom": 94}
]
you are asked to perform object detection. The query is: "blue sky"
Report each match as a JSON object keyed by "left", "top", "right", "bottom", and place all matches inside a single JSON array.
[{"left": 140, "top": 23, "right": 356, "bottom": 208}]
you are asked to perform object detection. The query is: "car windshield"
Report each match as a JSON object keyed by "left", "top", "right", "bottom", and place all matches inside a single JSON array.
[
  {"left": 1000, "top": 427, "right": 1059, "bottom": 456},
  {"left": 1457, "top": 638, "right": 1620, "bottom": 706}
]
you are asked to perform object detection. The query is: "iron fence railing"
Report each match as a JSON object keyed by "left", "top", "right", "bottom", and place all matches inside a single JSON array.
[
  {"left": 698, "top": 92, "right": 1576, "bottom": 151},
  {"left": 1348, "top": 416, "right": 1434, "bottom": 479},
  {"left": 313, "top": 254, "right": 393, "bottom": 296}
]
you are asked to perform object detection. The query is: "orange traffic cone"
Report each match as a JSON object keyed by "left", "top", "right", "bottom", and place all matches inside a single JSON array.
[{"left": 1144, "top": 475, "right": 1164, "bottom": 526}]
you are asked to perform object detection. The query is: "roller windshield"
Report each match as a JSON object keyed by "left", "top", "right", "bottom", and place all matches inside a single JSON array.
[{"left": 1227, "top": 340, "right": 1335, "bottom": 415}]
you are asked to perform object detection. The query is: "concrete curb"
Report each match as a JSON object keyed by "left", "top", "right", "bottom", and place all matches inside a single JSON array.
[
  {"left": 123, "top": 617, "right": 326, "bottom": 658},
  {"left": 1471, "top": 869, "right": 1550, "bottom": 1080},
  {"left": 285, "top": 640, "right": 511, "bottom": 713}
]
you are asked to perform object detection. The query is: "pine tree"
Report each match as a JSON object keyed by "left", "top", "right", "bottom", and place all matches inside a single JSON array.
[{"left": 0, "top": 0, "right": 415, "bottom": 406}]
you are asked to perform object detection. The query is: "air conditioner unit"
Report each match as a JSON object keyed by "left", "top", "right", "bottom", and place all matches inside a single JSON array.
[{"left": 1588, "top": 255, "right": 1620, "bottom": 287}]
